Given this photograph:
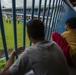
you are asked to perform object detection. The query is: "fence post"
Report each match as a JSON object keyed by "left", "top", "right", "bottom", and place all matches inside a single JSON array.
[
  {"left": 38, "top": 0, "right": 42, "bottom": 19},
  {"left": 45, "top": 0, "right": 51, "bottom": 39},
  {"left": 0, "top": 1, "right": 8, "bottom": 60},
  {"left": 42, "top": 0, "right": 47, "bottom": 23},
  {"left": 12, "top": 0, "right": 18, "bottom": 59},
  {"left": 23, "top": 0, "right": 27, "bottom": 51},
  {"left": 30, "top": 0, "right": 35, "bottom": 46}
]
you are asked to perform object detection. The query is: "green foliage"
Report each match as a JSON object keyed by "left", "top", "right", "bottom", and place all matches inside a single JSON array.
[{"left": 0, "top": 60, "right": 6, "bottom": 70}]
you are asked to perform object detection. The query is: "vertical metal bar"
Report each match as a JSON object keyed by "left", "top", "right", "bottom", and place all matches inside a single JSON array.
[
  {"left": 48, "top": 0, "right": 58, "bottom": 40},
  {"left": 0, "top": 17, "right": 2, "bottom": 31},
  {"left": 49, "top": 0, "right": 58, "bottom": 32},
  {"left": 46, "top": 0, "right": 55, "bottom": 40},
  {"left": 52, "top": 0, "right": 59, "bottom": 32},
  {"left": 12, "top": 0, "right": 18, "bottom": 59},
  {"left": 0, "top": 1, "right": 8, "bottom": 60},
  {"left": 53, "top": 0, "right": 60, "bottom": 32},
  {"left": 45, "top": 0, "right": 51, "bottom": 38},
  {"left": 30, "top": 0, "right": 35, "bottom": 46},
  {"left": 60, "top": 0, "right": 63, "bottom": 18},
  {"left": 38, "top": 0, "right": 42, "bottom": 19},
  {"left": 31, "top": 0, "right": 35, "bottom": 20},
  {"left": 42, "top": 0, "right": 47, "bottom": 23},
  {"left": 61, "top": 1, "right": 65, "bottom": 19},
  {"left": 0, "top": 19, "right": 1, "bottom": 32},
  {"left": 55, "top": 0, "right": 62, "bottom": 33},
  {"left": 23, "top": 0, "right": 27, "bottom": 50},
  {"left": 57, "top": 0, "right": 62, "bottom": 23}
]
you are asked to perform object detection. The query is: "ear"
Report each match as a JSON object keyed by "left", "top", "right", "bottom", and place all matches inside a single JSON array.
[
  {"left": 28, "top": 34, "right": 33, "bottom": 42},
  {"left": 28, "top": 34, "right": 31, "bottom": 40},
  {"left": 66, "top": 24, "right": 69, "bottom": 27},
  {"left": 65, "top": 24, "right": 69, "bottom": 31}
]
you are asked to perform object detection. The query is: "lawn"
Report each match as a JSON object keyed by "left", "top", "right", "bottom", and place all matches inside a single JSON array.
[
  {"left": 0, "top": 18, "right": 30, "bottom": 51},
  {"left": 0, "top": 18, "right": 31, "bottom": 70}
]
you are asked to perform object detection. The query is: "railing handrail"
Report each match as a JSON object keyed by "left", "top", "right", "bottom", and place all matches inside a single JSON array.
[{"left": 63, "top": 0, "right": 76, "bottom": 12}]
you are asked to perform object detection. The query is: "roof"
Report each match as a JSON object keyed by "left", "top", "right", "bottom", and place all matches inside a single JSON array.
[{"left": 69, "top": 0, "right": 76, "bottom": 6}]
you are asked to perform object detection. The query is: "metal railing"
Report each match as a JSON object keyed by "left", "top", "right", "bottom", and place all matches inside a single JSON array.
[{"left": 0, "top": 0, "right": 76, "bottom": 60}]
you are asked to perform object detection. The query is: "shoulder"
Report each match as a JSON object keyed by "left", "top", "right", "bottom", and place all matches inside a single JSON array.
[
  {"left": 23, "top": 45, "right": 38, "bottom": 55},
  {"left": 61, "top": 31, "right": 69, "bottom": 35},
  {"left": 25, "top": 45, "right": 37, "bottom": 52},
  {"left": 61, "top": 31, "right": 70, "bottom": 37}
]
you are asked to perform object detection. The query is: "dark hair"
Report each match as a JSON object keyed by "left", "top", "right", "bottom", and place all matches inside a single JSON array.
[
  {"left": 27, "top": 19, "right": 45, "bottom": 40},
  {"left": 65, "top": 17, "right": 76, "bottom": 29}
]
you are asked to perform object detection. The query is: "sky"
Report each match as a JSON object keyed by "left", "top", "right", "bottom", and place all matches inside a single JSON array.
[
  {"left": 1, "top": 0, "right": 50, "bottom": 8},
  {"left": 1, "top": 0, "right": 76, "bottom": 11}
]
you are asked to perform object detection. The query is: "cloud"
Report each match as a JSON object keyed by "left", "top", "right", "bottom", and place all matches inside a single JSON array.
[
  {"left": 1, "top": 0, "right": 12, "bottom": 7},
  {"left": 1, "top": 0, "right": 23, "bottom": 7},
  {"left": 1, "top": 0, "right": 50, "bottom": 8}
]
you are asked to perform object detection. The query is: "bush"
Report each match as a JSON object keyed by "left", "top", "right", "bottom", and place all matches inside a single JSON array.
[{"left": 0, "top": 60, "right": 6, "bottom": 70}]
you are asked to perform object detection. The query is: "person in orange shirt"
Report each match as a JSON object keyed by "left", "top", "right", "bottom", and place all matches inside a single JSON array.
[{"left": 51, "top": 17, "right": 76, "bottom": 67}]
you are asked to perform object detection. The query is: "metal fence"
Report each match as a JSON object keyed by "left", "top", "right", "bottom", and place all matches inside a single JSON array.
[{"left": 0, "top": 0, "right": 76, "bottom": 60}]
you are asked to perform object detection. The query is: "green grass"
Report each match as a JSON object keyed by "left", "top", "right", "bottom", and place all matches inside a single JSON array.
[
  {"left": 0, "top": 18, "right": 30, "bottom": 50},
  {"left": 0, "top": 18, "right": 31, "bottom": 70}
]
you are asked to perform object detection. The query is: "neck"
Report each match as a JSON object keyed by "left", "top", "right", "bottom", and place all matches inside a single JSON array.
[{"left": 32, "top": 38, "right": 46, "bottom": 44}]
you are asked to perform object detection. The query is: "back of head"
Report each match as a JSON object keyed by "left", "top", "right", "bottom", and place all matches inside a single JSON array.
[
  {"left": 27, "top": 19, "right": 45, "bottom": 40},
  {"left": 65, "top": 17, "right": 76, "bottom": 29}
]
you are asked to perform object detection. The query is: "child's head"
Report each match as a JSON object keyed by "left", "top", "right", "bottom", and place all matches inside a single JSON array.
[{"left": 65, "top": 17, "right": 76, "bottom": 30}]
